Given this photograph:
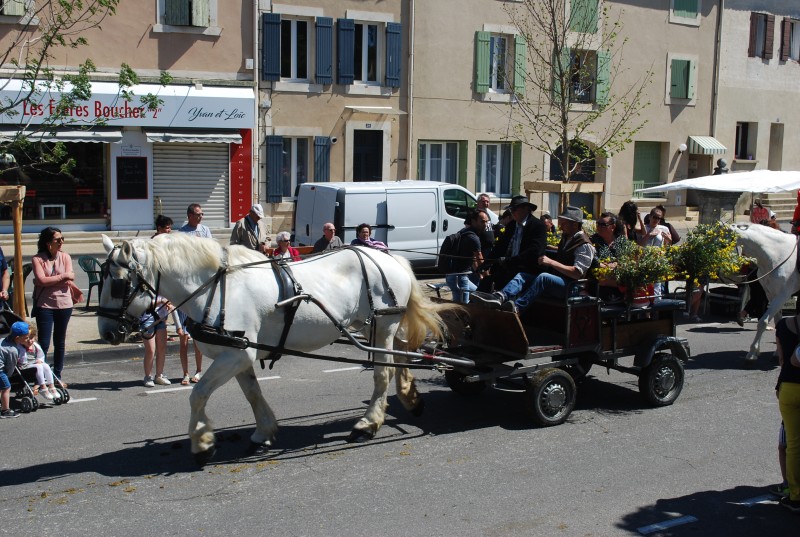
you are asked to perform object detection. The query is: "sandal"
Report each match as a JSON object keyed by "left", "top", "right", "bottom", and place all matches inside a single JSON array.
[
  {"left": 181, "top": 374, "right": 191, "bottom": 386},
  {"left": 190, "top": 372, "right": 201, "bottom": 383}
]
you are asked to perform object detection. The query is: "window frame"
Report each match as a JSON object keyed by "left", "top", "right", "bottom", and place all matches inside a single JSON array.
[
  {"left": 418, "top": 141, "right": 460, "bottom": 184},
  {"left": 475, "top": 25, "right": 526, "bottom": 102},
  {"left": 780, "top": 18, "right": 800, "bottom": 62},
  {"left": 664, "top": 53, "right": 697, "bottom": 106},
  {"left": 281, "top": 136, "right": 310, "bottom": 199},
  {"left": 669, "top": 0, "right": 701, "bottom": 27},
  {"left": 476, "top": 142, "right": 513, "bottom": 197},
  {"left": 0, "top": 0, "right": 37, "bottom": 25},
  {"left": 354, "top": 20, "right": 383, "bottom": 85},
  {"left": 280, "top": 17, "right": 311, "bottom": 82},
  {"left": 748, "top": 12, "right": 775, "bottom": 60},
  {"left": 154, "top": 0, "right": 220, "bottom": 36}
]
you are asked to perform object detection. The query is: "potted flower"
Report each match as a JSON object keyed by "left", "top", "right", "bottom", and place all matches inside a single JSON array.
[{"left": 593, "top": 238, "right": 674, "bottom": 306}]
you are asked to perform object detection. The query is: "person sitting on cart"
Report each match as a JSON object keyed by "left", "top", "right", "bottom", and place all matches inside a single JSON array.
[
  {"left": 472, "top": 206, "right": 594, "bottom": 314},
  {"left": 478, "top": 196, "right": 547, "bottom": 291},
  {"left": 444, "top": 208, "right": 489, "bottom": 304}
]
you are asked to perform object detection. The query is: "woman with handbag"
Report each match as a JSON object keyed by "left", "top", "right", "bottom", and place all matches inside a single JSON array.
[{"left": 31, "top": 227, "right": 80, "bottom": 385}]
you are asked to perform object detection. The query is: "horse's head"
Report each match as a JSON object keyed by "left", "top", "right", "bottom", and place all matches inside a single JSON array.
[{"left": 98, "top": 235, "right": 158, "bottom": 345}]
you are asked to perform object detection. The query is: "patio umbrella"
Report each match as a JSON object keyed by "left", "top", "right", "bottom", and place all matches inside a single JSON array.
[{"left": 636, "top": 170, "right": 800, "bottom": 194}]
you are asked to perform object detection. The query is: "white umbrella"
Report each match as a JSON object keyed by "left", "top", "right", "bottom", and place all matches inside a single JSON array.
[{"left": 636, "top": 170, "right": 800, "bottom": 194}]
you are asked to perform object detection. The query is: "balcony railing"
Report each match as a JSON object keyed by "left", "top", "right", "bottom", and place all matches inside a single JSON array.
[{"left": 632, "top": 180, "right": 666, "bottom": 199}]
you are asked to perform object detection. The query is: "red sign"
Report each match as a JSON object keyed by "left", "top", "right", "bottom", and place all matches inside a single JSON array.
[{"left": 229, "top": 129, "right": 252, "bottom": 223}]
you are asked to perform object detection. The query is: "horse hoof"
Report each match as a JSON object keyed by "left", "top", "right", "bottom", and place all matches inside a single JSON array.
[
  {"left": 247, "top": 441, "right": 271, "bottom": 456},
  {"left": 410, "top": 398, "right": 425, "bottom": 417},
  {"left": 743, "top": 356, "right": 758, "bottom": 368},
  {"left": 346, "top": 429, "right": 375, "bottom": 443},
  {"left": 194, "top": 446, "right": 216, "bottom": 467}
]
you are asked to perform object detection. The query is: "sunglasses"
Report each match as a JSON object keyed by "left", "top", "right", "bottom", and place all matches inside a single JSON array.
[
  {"left": 650, "top": 215, "right": 662, "bottom": 221},
  {"left": 191, "top": 212, "right": 204, "bottom": 217},
  {"left": 597, "top": 222, "right": 613, "bottom": 228},
  {"left": 52, "top": 237, "right": 65, "bottom": 243}
]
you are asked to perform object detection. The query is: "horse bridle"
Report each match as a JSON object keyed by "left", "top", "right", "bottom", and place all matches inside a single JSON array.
[{"left": 97, "top": 246, "right": 160, "bottom": 337}]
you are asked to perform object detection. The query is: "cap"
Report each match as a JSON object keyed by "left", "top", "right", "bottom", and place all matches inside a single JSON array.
[
  {"left": 250, "top": 204, "right": 265, "bottom": 218},
  {"left": 558, "top": 205, "right": 584, "bottom": 224},
  {"left": 503, "top": 195, "right": 538, "bottom": 212},
  {"left": 10, "top": 321, "right": 29, "bottom": 338}
]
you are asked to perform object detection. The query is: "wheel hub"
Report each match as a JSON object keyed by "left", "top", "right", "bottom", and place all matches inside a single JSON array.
[
  {"left": 541, "top": 382, "right": 567, "bottom": 415},
  {"left": 653, "top": 367, "right": 676, "bottom": 395}
]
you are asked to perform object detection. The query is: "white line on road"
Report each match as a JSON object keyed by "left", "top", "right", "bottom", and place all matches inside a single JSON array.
[
  {"left": 638, "top": 515, "right": 698, "bottom": 535},
  {"left": 323, "top": 366, "right": 363, "bottom": 373},
  {"left": 735, "top": 494, "right": 775, "bottom": 506},
  {"left": 144, "top": 376, "right": 280, "bottom": 395},
  {"left": 66, "top": 397, "right": 98, "bottom": 403}
]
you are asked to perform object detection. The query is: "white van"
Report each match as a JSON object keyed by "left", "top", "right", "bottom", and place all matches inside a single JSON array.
[{"left": 293, "top": 181, "right": 478, "bottom": 268}]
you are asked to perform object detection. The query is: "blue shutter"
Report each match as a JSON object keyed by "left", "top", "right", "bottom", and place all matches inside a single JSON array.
[
  {"left": 164, "top": 0, "right": 189, "bottom": 25},
  {"left": 261, "top": 13, "right": 281, "bottom": 82},
  {"left": 385, "top": 22, "right": 402, "bottom": 88},
  {"left": 314, "top": 137, "right": 332, "bottom": 182},
  {"left": 266, "top": 136, "right": 284, "bottom": 202},
  {"left": 315, "top": 17, "right": 333, "bottom": 84},
  {"left": 337, "top": 19, "right": 355, "bottom": 85}
]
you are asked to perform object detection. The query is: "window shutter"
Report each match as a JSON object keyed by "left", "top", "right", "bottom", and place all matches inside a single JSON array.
[
  {"left": 385, "top": 22, "right": 403, "bottom": 88},
  {"left": 315, "top": 17, "right": 333, "bottom": 84},
  {"left": 261, "top": 13, "right": 281, "bottom": 81},
  {"left": 191, "top": 0, "right": 209, "bottom": 26},
  {"left": 748, "top": 12, "right": 758, "bottom": 57},
  {"left": 475, "top": 31, "right": 490, "bottom": 93},
  {"left": 595, "top": 49, "right": 611, "bottom": 107},
  {"left": 266, "top": 136, "right": 284, "bottom": 203},
  {"left": 3, "top": 0, "right": 25, "bottom": 16},
  {"left": 570, "top": 0, "right": 599, "bottom": 34},
  {"left": 337, "top": 18, "right": 355, "bottom": 85},
  {"left": 458, "top": 141, "right": 468, "bottom": 188},
  {"left": 781, "top": 18, "right": 791, "bottom": 61},
  {"left": 686, "top": 59, "right": 697, "bottom": 99},
  {"left": 164, "top": 0, "right": 189, "bottom": 26},
  {"left": 670, "top": 59, "right": 689, "bottom": 99},
  {"left": 512, "top": 142, "right": 522, "bottom": 196},
  {"left": 514, "top": 35, "right": 527, "bottom": 97},
  {"left": 314, "top": 137, "right": 331, "bottom": 183},
  {"left": 672, "top": 0, "right": 698, "bottom": 18},
  {"left": 552, "top": 46, "right": 571, "bottom": 102},
  {"left": 764, "top": 14, "right": 775, "bottom": 59}
]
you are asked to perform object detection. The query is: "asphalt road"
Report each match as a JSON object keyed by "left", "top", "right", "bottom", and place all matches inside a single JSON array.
[{"left": 0, "top": 318, "right": 796, "bottom": 536}]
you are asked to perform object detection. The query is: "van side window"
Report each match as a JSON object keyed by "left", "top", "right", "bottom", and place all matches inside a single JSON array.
[{"left": 443, "top": 188, "right": 477, "bottom": 220}]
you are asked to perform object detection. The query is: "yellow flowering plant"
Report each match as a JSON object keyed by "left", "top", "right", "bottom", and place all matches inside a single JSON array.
[
  {"left": 592, "top": 238, "right": 675, "bottom": 293},
  {"left": 669, "top": 222, "right": 753, "bottom": 285}
]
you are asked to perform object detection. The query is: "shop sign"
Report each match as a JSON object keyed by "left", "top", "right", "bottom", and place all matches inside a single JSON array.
[{"left": 0, "top": 80, "right": 253, "bottom": 129}]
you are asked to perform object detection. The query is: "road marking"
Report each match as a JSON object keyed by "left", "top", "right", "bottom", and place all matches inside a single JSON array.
[
  {"left": 66, "top": 397, "right": 98, "bottom": 403},
  {"left": 638, "top": 515, "right": 698, "bottom": 535},
  {"left": 323, "top": 366, "right": 362, "bottom": 373},
  {"left": 735, "top": 494, "right": 774, "bottom": 506},
  {"left": 144, "top": 376, "right": 280, "bottom": 395}
]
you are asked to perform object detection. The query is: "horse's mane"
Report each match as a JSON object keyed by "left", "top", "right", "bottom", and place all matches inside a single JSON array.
[{"left": 143, "top": 233, "right": 267, "bottom": 274}]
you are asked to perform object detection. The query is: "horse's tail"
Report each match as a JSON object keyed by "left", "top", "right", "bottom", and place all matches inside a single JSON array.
[{"left": 394, "top": 256, "right": 462, "bottom": 350}]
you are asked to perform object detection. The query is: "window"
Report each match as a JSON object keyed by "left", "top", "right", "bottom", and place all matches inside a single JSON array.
[
  {"left": 419, "top": 142, "right": 459, "bottom": 183},
  {"left": 477, "top": 143, "right": 512, "bottom": 196},
  {"left": 262, "top": 14, "right": 333, "bottom": 85},
  {"left": 337, "top": 19, "right": 402, "bottom": 87},
  {"left": 667, "top": 56, "right": 696, "bottom": 102},
  {"left": 443, "top": 188, "right": 477, "bottom": 221},
  {"left": 670, "top": 0, "right": 700, "bottom": 25},
  {"left": 0, "top": 0, "right": 25, "bottom": 16},
  {"left": 569, "top": 0, "right": 599, "bottom": 34},
  {"left": 475, "top": 31, "right": 526, "bottom": 96},
  {"left": 780, "top": 18, "right": 800, "bottom": 61},
  {"left": 735, "top": 122, "right": 750, "bottom": 160},
  {"left": 265, "top": 135, "right": 309, "bottom": 201},
  {"left": 155, "top": 0, "right": 219, "bottom": 35},
  {"left": 553, "top": 48, "right": 610, "bottom": 106},
  {"left": 748, "top": 12, "right": 775, "bottom": 59}
]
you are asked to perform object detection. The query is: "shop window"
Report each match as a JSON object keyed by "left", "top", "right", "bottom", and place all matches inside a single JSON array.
[
  {"left": 0, "top": 142, "right": 107, "bottom": 221},
  {"left": 748, "top": 12, "right": 775, "bottom": 59},
  {"left": 337, "top": 19, "right": 402, "bottom": 88},
  {"left": 418, "top": 141, "right": 459, "bottom": 184},
  {"left": 475, "top": 31, "right": 526, "bottom": 96},
  {"left": 780, "top": 18, "right": 800, "bottom": 61}
]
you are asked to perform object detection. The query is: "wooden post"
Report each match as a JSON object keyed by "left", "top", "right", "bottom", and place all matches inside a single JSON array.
[{"left": 0, "top": 185, "right": 26, "bottom": 317}]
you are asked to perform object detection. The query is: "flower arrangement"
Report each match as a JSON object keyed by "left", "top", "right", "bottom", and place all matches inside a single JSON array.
[
  {"left": 669, "top": 222, "right": 753, "bottom": 285},
  {"left": 592, "top": 238, "right": 674, "bottom": 296}
]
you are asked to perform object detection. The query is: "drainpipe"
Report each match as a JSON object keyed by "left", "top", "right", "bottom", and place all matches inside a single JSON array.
[
  {"left": 711, "top": 0, "right": 723, "bottom": 137},
  {"left": 406, "top": 0, "right": 415, "bottom": 178},
  {"left": 253, "top": 0, "right": 260, "bottom": 204}
]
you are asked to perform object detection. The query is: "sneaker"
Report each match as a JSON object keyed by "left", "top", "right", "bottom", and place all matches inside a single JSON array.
[
  {"left": 500, "top": 300, "right": 519, "bottom": 314},
  {"left": 154, "top": 374, "right": 171, "bottom": 386},
  {"left": 779, "top": 495, "right": 800, "bottom": 513},
  {"left": 470, "top": 291, "right": 505, "bottom": 307},
  {"left": 0, "top": 409, "right": 20, "bottom": 419},
  {"left": 770, "top": 483, "right": 789, "bottom": 498},
  {"left": 41, "top": 387, "right": 54, "bottom": 400},
  {"left": 143, "top": 376, "right": 155, "bottom": 388}
]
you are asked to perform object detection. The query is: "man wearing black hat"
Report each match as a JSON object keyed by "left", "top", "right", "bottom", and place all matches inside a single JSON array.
[
  {"left": 474, "top": 205, "right": 594, "bottom": 314},
  {"left": 481, "top": 195, "right": 547, "bottom": 290}
]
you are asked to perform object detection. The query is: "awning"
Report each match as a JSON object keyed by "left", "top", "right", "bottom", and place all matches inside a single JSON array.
[
  {"left": 0, "top": 127, "right": 123, "bottom": 143},
  {"left": 345, "top": 106, "right": 407, "bottom": 115},
  {"left": 144, "top": 129, "right": 242, "bottom": 143},
  {"left": 688, "top": 135, "right": 727, "bottom": 155}
]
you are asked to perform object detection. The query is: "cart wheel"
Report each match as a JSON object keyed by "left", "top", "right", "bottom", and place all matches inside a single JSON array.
[
  {"left": 638, "top": 352, "right": 684, "bottom": 406},
  {"left": 524, "top": 368, "right": 576, "bottom": 426},
  {"left": 20, "top": 396, "right": 34, "bottom": 413},
  {"left": 444, "top": 370, "right": 486, "bottom": 396}
]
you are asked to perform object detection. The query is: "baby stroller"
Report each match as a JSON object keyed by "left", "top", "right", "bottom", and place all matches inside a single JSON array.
[{"left": 1, "top": 302, "right": 70, "bottom": 412}]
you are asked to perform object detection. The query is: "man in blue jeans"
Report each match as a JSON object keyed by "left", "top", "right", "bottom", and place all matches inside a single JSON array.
[
  {"left": 472, "top": 206, "right": 594, "bottom": 314},
  {"left": 444, "top": 209, "right": 489, "bottom": 303}
]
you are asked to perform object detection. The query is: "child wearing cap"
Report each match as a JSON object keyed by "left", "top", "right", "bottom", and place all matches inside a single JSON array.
[
  {"left": 7, "top": 321, "right": 61, "bottom": 401},
  {"left": 0, "top": 345, "right": 20, "bottom": 417}
]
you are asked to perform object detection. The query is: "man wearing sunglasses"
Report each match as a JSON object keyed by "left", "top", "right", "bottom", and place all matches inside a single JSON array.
[
  {"left": 590, "top": 212, "right": 621, "bottom": 257},
  {"left": 179, "top": 203, "right": 212, "bottom": 238}
]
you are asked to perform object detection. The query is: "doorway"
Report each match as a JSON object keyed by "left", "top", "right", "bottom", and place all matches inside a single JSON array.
[{"left": 353, "top": 130, "right": 383, "bottom": 182}]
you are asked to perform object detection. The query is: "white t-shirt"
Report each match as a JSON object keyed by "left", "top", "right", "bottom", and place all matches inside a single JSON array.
[{"left": 644, "top": 224, "right": 671, "bottom": 247}]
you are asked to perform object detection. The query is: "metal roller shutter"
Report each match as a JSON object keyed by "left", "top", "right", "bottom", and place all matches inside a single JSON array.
[{"left": 153, "top": 143, "right": 229, "bottom": 228}]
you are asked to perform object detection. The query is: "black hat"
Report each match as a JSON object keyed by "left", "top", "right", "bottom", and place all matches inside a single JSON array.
[{"left": 503, "top": 195, "right": 537, "bottom": 212}]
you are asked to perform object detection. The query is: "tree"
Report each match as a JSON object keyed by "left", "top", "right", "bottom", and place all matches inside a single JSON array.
[
  {"left": 502, "top": 0, "right": 652, "bottom": 194},
  {"left": 0, "top": 0, "right": 170, "bottom": 177}
]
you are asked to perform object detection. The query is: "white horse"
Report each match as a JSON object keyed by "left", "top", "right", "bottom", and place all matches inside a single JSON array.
[
  {"left": 732, "top": 223, "right": 800, "bottom": 362},
  {"left": 98, "top": 233, "right": 455, "bottom": 463}
]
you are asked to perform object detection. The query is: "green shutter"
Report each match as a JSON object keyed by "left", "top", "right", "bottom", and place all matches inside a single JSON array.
[
  {"left": 514, "top": 35, "right": 527, "bottom": 96},
  {"left": 686, "top": 59, "right": 697, "bottom": 99},
  {"left": 164, "top": 0, "right": 189, "bottom": 26},
  {"left": 595, "top": 49, "right": 611, "bottom": 107},
  {"left": 569, "top": 0, "right": 599, "bottom": 34},
  {"left": 552, "top": 46, "right": 571, "bottom": 102},
  {"left": 512, "top": 142, "right": 522, "bottom": 196},
  {"left": 191, "top": 0, "right": 210, "bottom": 27},
  {"left": 3, "top": 0, "right": 25, "bottom": 16},
  {"left": 475, "top": 31, "right": 490, "bottom": 94},
  {"left": 670, "top": 59, "right": 689, "bottom": 99},
  {"left": 672, "top": 0, "right": 698, "bottom": 18},
  {"left": 458, "top": 141, "right": 468, "bottom": 188},
  {"left": 633, "top": 142, "right": 661, "bottom": 184}
]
